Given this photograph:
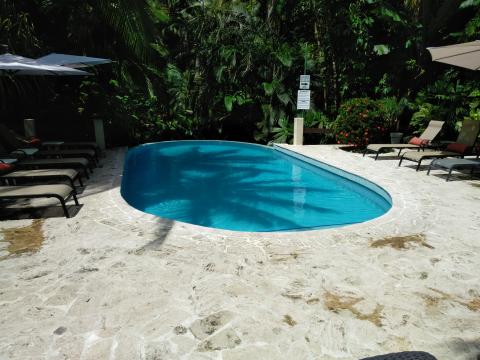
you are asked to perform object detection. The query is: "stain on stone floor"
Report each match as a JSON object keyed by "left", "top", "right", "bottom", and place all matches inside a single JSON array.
[
  {"left": 370, "top": 234, "right": 433, "bottom": 250},
  {"left": 0, "top": 219, "right": 44, "bottom": 259},
  {"left": 324, "top": 290, "right": 384, "bottom": 327},
  {"left": 419, "top": 288, "right": 480, "bottom": 312}
]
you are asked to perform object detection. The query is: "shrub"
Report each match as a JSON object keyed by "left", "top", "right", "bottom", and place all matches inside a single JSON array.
[{"left": 333, "top": 98, "right": 387, "bottom": 147}]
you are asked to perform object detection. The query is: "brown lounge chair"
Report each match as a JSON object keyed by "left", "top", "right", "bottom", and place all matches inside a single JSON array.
[
  {"left": 363, "top": 120, "right": 445, "bottom": 160},
  {"left": 0, "top": 124, "right": 98, "bottom": 165},
  {"left": 0, "top": 184, "right": 79, "bottom": 218},
  {"left": 0, "top": 143, "right": 92, "bottom": 178},
  {"left": 399, "top": 119, "right": 480, "bottom": 171},
  {"left": 18, "top": 157, "right": 92, "bottom": 179},
  {"left": 1, "top": 168, "right": 83, "bottom": 190}
]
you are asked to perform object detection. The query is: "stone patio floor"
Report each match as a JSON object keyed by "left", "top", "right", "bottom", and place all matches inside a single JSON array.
[{"left": 0, "top": 145, "right": 479, "bottom": 360}]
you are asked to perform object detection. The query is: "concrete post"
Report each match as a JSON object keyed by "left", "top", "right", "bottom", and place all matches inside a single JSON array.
[
  {"left": 293, "top": 117, "right": 304, "bottom": 145},
  {"left": 93, "top": 118, "right": 106, "bottom": 150},
  {"left": 24, "top": 118, "right": 36, "bottom": 138}
]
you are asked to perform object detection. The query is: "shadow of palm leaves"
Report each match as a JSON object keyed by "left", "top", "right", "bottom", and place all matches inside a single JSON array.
[{"left": 122, "top": 144, "right": 346, "bottom": 231}]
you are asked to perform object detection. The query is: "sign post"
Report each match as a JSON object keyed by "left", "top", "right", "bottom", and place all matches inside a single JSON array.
[
  {"left": 294, "top": 73, "right": 311, "bottom": 145},
  {"left": 293, "top": 117, "right": 304, "bottom": 145}
]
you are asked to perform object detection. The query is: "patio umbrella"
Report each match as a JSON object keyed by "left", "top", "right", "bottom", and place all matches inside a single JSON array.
[
  {"left": 427, "top": 40, "right": 480, "bottom": 70},
  {"left": 36, "top": 53, "right": 112, "bottom": 68},
  {"left": 0, "top": 53, "right": 91, "bottom": 76}
]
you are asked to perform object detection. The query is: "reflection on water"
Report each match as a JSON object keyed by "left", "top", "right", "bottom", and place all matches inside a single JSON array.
[{"left": 121, "top": 141, "right": 391, "bottom": 232}]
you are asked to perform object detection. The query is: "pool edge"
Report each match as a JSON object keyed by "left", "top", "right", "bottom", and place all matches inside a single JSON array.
[{"left": 273, "top": 144, "right": 393, "bottom": 206}]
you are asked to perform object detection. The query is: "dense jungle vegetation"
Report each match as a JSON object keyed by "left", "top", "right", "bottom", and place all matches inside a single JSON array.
[{"left": 1, "top": 0, "right": 479, "bottom": 146}]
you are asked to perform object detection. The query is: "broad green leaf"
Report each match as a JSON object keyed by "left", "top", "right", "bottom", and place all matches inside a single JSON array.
[
  {"left": 376, "top": 7, "right": 402, "bottom": 22},
  {"left": 149, "top": 2, "right": 170, "bottom": 23},
  {"left": 215, "top": 66, "right": 225, "bottom": 82},
  {"left": 373, "top": 44, "right": 391, "bottom": 55},
  {"left": 263, "top": 82, "right": 274, "bottom": 96},
  {"left": 275, "top": 45, "right": 293, "bottom": 67},
  {"left": 224, "top": 96, "right": 234, "bottom": 112},
  {"left": 460, "top": 0, "right": 480, "bottom": 8},
  {"left": 276, "top": 92, "right": 291, "bottom": 105},
  {"left": 151, "top": 42, "right": 168, "bottom": 56}
]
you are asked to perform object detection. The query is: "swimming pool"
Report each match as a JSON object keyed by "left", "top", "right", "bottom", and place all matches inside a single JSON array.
[{"left": 121, "top": 141, "right": 391, "bottom": 232}]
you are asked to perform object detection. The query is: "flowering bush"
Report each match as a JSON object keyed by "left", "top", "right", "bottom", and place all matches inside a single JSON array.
[{"left": 333, "top": 98, "right": 388, "bottom": 147}]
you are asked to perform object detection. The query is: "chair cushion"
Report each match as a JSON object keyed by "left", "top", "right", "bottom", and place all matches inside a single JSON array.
[
  {"left": 0, "top": 163, "right": 14, "bottom": 172},
  {"left": 408, "top": 137, "right": 429, "bottom": 146},
  {"left": 446, "top": 142, "right": 469, "bottom": 154},
  {"left": 28, "top": 137, "right": 42, "bottom": 146}
]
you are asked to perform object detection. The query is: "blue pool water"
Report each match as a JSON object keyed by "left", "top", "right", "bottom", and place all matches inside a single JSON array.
[{"left": 121, "top": 141, "right": 391, "bottom": 232}]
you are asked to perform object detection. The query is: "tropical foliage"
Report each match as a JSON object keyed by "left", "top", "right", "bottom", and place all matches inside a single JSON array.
[{"left": 0, "top": 0, "right": 479, "bottom": 146}]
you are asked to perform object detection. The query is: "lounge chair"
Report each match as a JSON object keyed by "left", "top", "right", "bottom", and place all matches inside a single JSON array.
[
  {"left": 0, "top": 158, "right": 18, "bottom": 165},
  {"left": 0, "top": 123, "right": 97, "bottom": 165},
  {"left": 361, "top": 351, "right": 437, "bottom": 360},
  {"left": 427, "top": 158, "right": 480, "bottom": 181},
  {"left": 0, "top": 144, "right": 32, "bottom": 165},
  {"left": 36, "top": 148, "right": 98, "bottom": 166},
  {"left": 18, "top": 157, "right": 92, "bottom": 179},
  {"left": 53, "top": 141, "right": 101, "bottom": 157},
  {"left": 363, "top": 120, "right": 445, "bottom": 160},
  {"left": 1, "top": 136, "right": 93, "bottom": 177},
  {"left": 0, "top": 184, "right": 79, "bottom": 218},
  {"left": 399, "top": 119, "right": 480, "bottom": 171},
  {"left": 0, "top": 130, "right": 39, "bottom": 157},
  {"left": 1, "top": 168, "right": 83, "bottom": 190}
]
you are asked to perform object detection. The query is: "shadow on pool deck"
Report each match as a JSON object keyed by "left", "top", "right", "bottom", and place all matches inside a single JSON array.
[{"left": 0, "top": 202, "right": 84, "bottom": 220}]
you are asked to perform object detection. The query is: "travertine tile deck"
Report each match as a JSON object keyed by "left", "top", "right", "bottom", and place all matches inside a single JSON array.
[{"left": 0, "top": 145, "right": 479, "bottom": 360}]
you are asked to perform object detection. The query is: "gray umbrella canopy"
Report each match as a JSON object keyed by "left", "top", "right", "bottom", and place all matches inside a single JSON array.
[
  {"left": 0, "top": 53, "right": 91, "bottom": 76},
  {"left": 36, "top": 53, "right": 112, "bottom": 68},
  {"left": 427, "top": 40, "right": 480, "bottom": 70}
]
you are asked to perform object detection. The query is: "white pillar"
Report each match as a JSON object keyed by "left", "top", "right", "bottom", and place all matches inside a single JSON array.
[
  {"left": 293, "top": 117, "right": 304, "bottom": 145},
  {"left": 93, "top": 118, "right": 106, "bottom": 150},
  {"left": 24, "top": 118, "right": 36, "bottom": 138}
]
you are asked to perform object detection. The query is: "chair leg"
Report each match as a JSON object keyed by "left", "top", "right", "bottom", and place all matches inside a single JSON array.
[
  {"left": 398, "top": 156, "right": 404, "bottom": 167},
  {"left": 69, "top": 178, "right": 76, "bottom": 190},
  {"left": 72, "top": 191, "right": 79, "bottom": 206},
  {"left": 58, "top": 198, "right": 70, "bottom": 218},
  {"left": 446, "top": 169, "right": 453, "bottom": 182},
  {"left": 374, "top": 152, "right": 380, "bottom": 160},
  {"left": 77, "top": 175, "right": 84, "bottom": 187},
  {"left": 82, "top": 166, "right": 90, "bottom": 179},
  {"left": 416, "top": 159, "right": 422, "bottom": 171}
]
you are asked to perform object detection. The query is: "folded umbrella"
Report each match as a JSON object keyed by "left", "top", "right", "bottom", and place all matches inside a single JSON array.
[
  {"left": 36, "top": 53, "right": 112, "bottom": 68},
  {"left": 0, "top": 53, "right": 90, "bottom": 76},
  {"left": 427, "top": 40, "right": 480, "bottom": 71}
]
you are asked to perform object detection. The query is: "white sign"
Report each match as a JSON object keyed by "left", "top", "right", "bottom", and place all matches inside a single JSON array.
[
  {"left": 299, "top": 75, "right": 310, "bottom": 89},
  {"left": 297, "top": 90, "right": 311, "bottom": 110}
]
